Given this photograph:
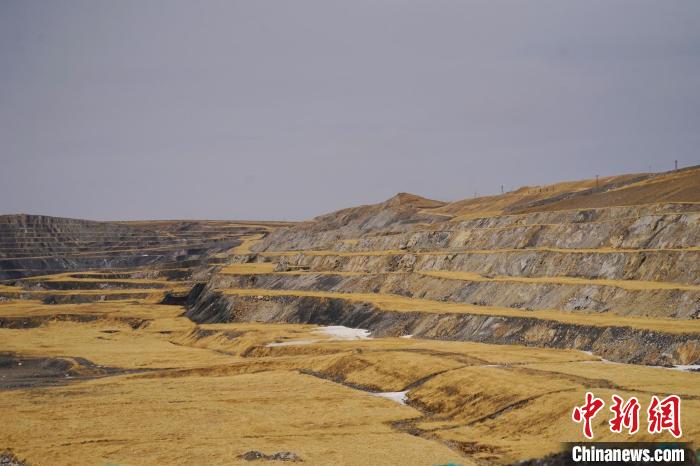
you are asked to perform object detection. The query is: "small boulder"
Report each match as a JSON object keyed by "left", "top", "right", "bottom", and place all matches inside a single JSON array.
[
  {"left": 237, "top": 450, "right": 303, "bottom": 462},
  {"left": 271, "top": 451, "right": 302, "bottom": 462},
  {"left": 238, "top": 451, "right": 264, "bottom": 461}
]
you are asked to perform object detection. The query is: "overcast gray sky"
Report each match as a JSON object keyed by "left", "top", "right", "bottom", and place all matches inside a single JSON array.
[{"left": 1, "top": 1, "right": 699, "bottom": 220}]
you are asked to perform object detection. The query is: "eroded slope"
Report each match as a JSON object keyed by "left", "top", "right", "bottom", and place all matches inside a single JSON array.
[
  {"left": 2, "top": 167, "right": 699, "bottom": 464},
  {"left": 189, "top": 168, "right": 700, "bottom": 367}
]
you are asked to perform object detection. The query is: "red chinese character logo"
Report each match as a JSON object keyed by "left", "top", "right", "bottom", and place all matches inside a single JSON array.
[
  {"left": 609, "top": 395, "right": 640, "bottom": 434},
  {"left": 572, "top": 392, "right": 605, "bottom": 439},
  {"left": 647, "top": 395, "right": 682, "bottom": 438}
]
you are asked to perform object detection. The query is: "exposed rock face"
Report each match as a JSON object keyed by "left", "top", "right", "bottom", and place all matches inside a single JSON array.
[
  {"left": 186, "top": 291, "right": 700, "bottom": 366},
  {"left": 253, "top": 192, "right": 447, "bottom": 252},
  {"left": 3, "top": 168, "right": 699, "bottom": 367},
  {"left": 2, "top": 168, "right": 700, "bottom": 465},
  {"left": 186, "top": 167, "right": 700, "bottom": 367},
  {"left": 205, "top": 271, "right": 700, "bottom": 319}
]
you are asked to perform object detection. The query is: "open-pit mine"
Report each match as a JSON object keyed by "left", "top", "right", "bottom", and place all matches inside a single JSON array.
[{"left": 1, "top": 167, "right": 699, "bottom": 465}]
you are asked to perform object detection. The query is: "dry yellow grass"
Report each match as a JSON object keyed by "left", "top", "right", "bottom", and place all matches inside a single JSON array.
[
  {"left": 0, "top": 284, "right": 21, "bottom": 292},
  {"left": 1, "top": 300, "right": 698, "bottom": 465},
  {"left": 517, "top": 167, "right": 700, "bottom": 213},
  {"left": 18, "top": 272, "right": 174, "bottom": 285},
  {"left": 431, "top": 389, "right": 700, "bottom": 463},
  {"left": 421, "top": 270, "right": 700, "bottom": 292},
  {"left": 0, "top": 304, "right": 227, "bottom": 369},
  {"left": 0, "top": 242, "right": 222, "bottom": 261},
  {"left": 175, "top": 321, "right": 333, "bottom": 356},
  {"left": 6, "top": 177, "right": 697, "bottom": 463},
  {"left": 432, "top": 173, "right": 645, "bottom": 219},
  {"left": 427, "top": 168, "right": 700, "bottom": 220},
  {"left": 219, "top": 287, "right": 700, "bottom": 333},
  {"left": 217, "top": 263, "right": 370, "bottom": 277},
  {"left": 259, "top": 245, "right": 700, "bottom": 258},
  {"left": 0, "top": 371, "right": 465, "bottom": 466},
  {"left": 218, "top": 262, "right": 277, "bottom": 274},
  {"left": 8, "top": 288, "right": 188, "bottom": 304},
  {"left": 0, "top": 300, "right": 176, "bottom": 318},
  {"left": 0, "top": 320, "right": 233, "bottom": 369},
  {"left": 303, "top": 349, "right": 466, "bottom": 392},
  {"left": 229, "top": 233, "right": 266, "bottom": 254},
  {"left": 521, "top": 360, "right": 700, "bottom": 398},
  {"left": 3, "top": 272, "right": 187, "bottom": 302}
]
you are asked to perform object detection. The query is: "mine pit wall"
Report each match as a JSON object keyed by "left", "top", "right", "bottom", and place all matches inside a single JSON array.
[
  {"left": 451, "top": 203, "right": 700, "bottom": 228},
  {"left": 0, "top": 214, "right": 253, "bottom": 280},
  {"left": 338, "top": 212, "right": 700, "bottom": 253},
  {"left": 186, "top": 289, "right": 700, "bottom": 367},
  {"left": 30, "top": 292, "right": 156, "bottom": 304},
  {"left": 254, "top": 205, "right": 700, "bottom": 254},
  {"left": 207, "top": 273, "right": 700, "bottom": 319},
  {"left": 18, "top": 280, "right": 170, "bottom": 290},
  {"left": 269, "top": 249, "right": 700, "bottom": 286},
  {"left": 0, "top": 245, "right": 230, "bottom": 280},
  {"left": 193, "top": 204, "right": 700, "bottom": 367}
]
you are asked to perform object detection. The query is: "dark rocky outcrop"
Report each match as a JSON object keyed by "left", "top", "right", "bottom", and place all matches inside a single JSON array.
[{"left": 186, "top": 290, "right": 700, "bottom": 366}]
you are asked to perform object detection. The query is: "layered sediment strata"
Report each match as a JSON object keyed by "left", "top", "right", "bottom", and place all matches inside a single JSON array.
[
  {"left": 2, "top": 167, "right": 700, "bottom": 465},
  {"left": 0, "top": 215, "right": 284, "bottom": 280},
  {"left": 187, "top": 168, "right": 700, "bottom": 367}
]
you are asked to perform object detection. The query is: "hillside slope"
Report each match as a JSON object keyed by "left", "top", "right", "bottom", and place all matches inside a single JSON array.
[
  {"left": 1, "top": 167, "right": 699, "bottom": 465},
  {"left": 193, "top": 167, "right": 700, "bottom": 366}
]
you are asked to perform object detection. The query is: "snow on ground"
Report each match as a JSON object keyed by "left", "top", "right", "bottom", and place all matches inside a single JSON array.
[
  {"left": 649, "top": 364, "right": 700, "bottom": 372},
  {"left": 313, "top": 326, "right": 371, "bottom": 340},
  {"left": 371, "top": 391, "right": 408, "bottom": 405},
  {"left": 579, "top": 350, "right": 617, "bottom": 364},
  {"left": 266, "top": 326, "right": 371, "bottom": 347},
  {"left": 673, "top": 365, "right": 700, "bottom": 372},
  {"left": 265, "top": 339, "right": 319, "bottom": 347},
  {"left": 400, "top": 334, "right": 413, "bottom": 339}
]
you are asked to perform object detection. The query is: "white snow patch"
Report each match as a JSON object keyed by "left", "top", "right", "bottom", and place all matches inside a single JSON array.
[
  {"left": 314, "top": 326, "right": 371, "bottom": 340},
  {"left": 266, "top": 326, "right": 371, "bottom": 347},
  {"left": 578, "top": 350, "right": 617, "bottom": 365},
  {"left": 266, "top": 339, "right": 319, "bottom": 347},
  {"left": 372, "top": 391, "right": 408, "bottom": 405},
  {"left": 673, "top": 365, "right": 700, "bottom": 372},
  {"left": 400, "top": 334, "right": 413, "bottom": 339}
]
